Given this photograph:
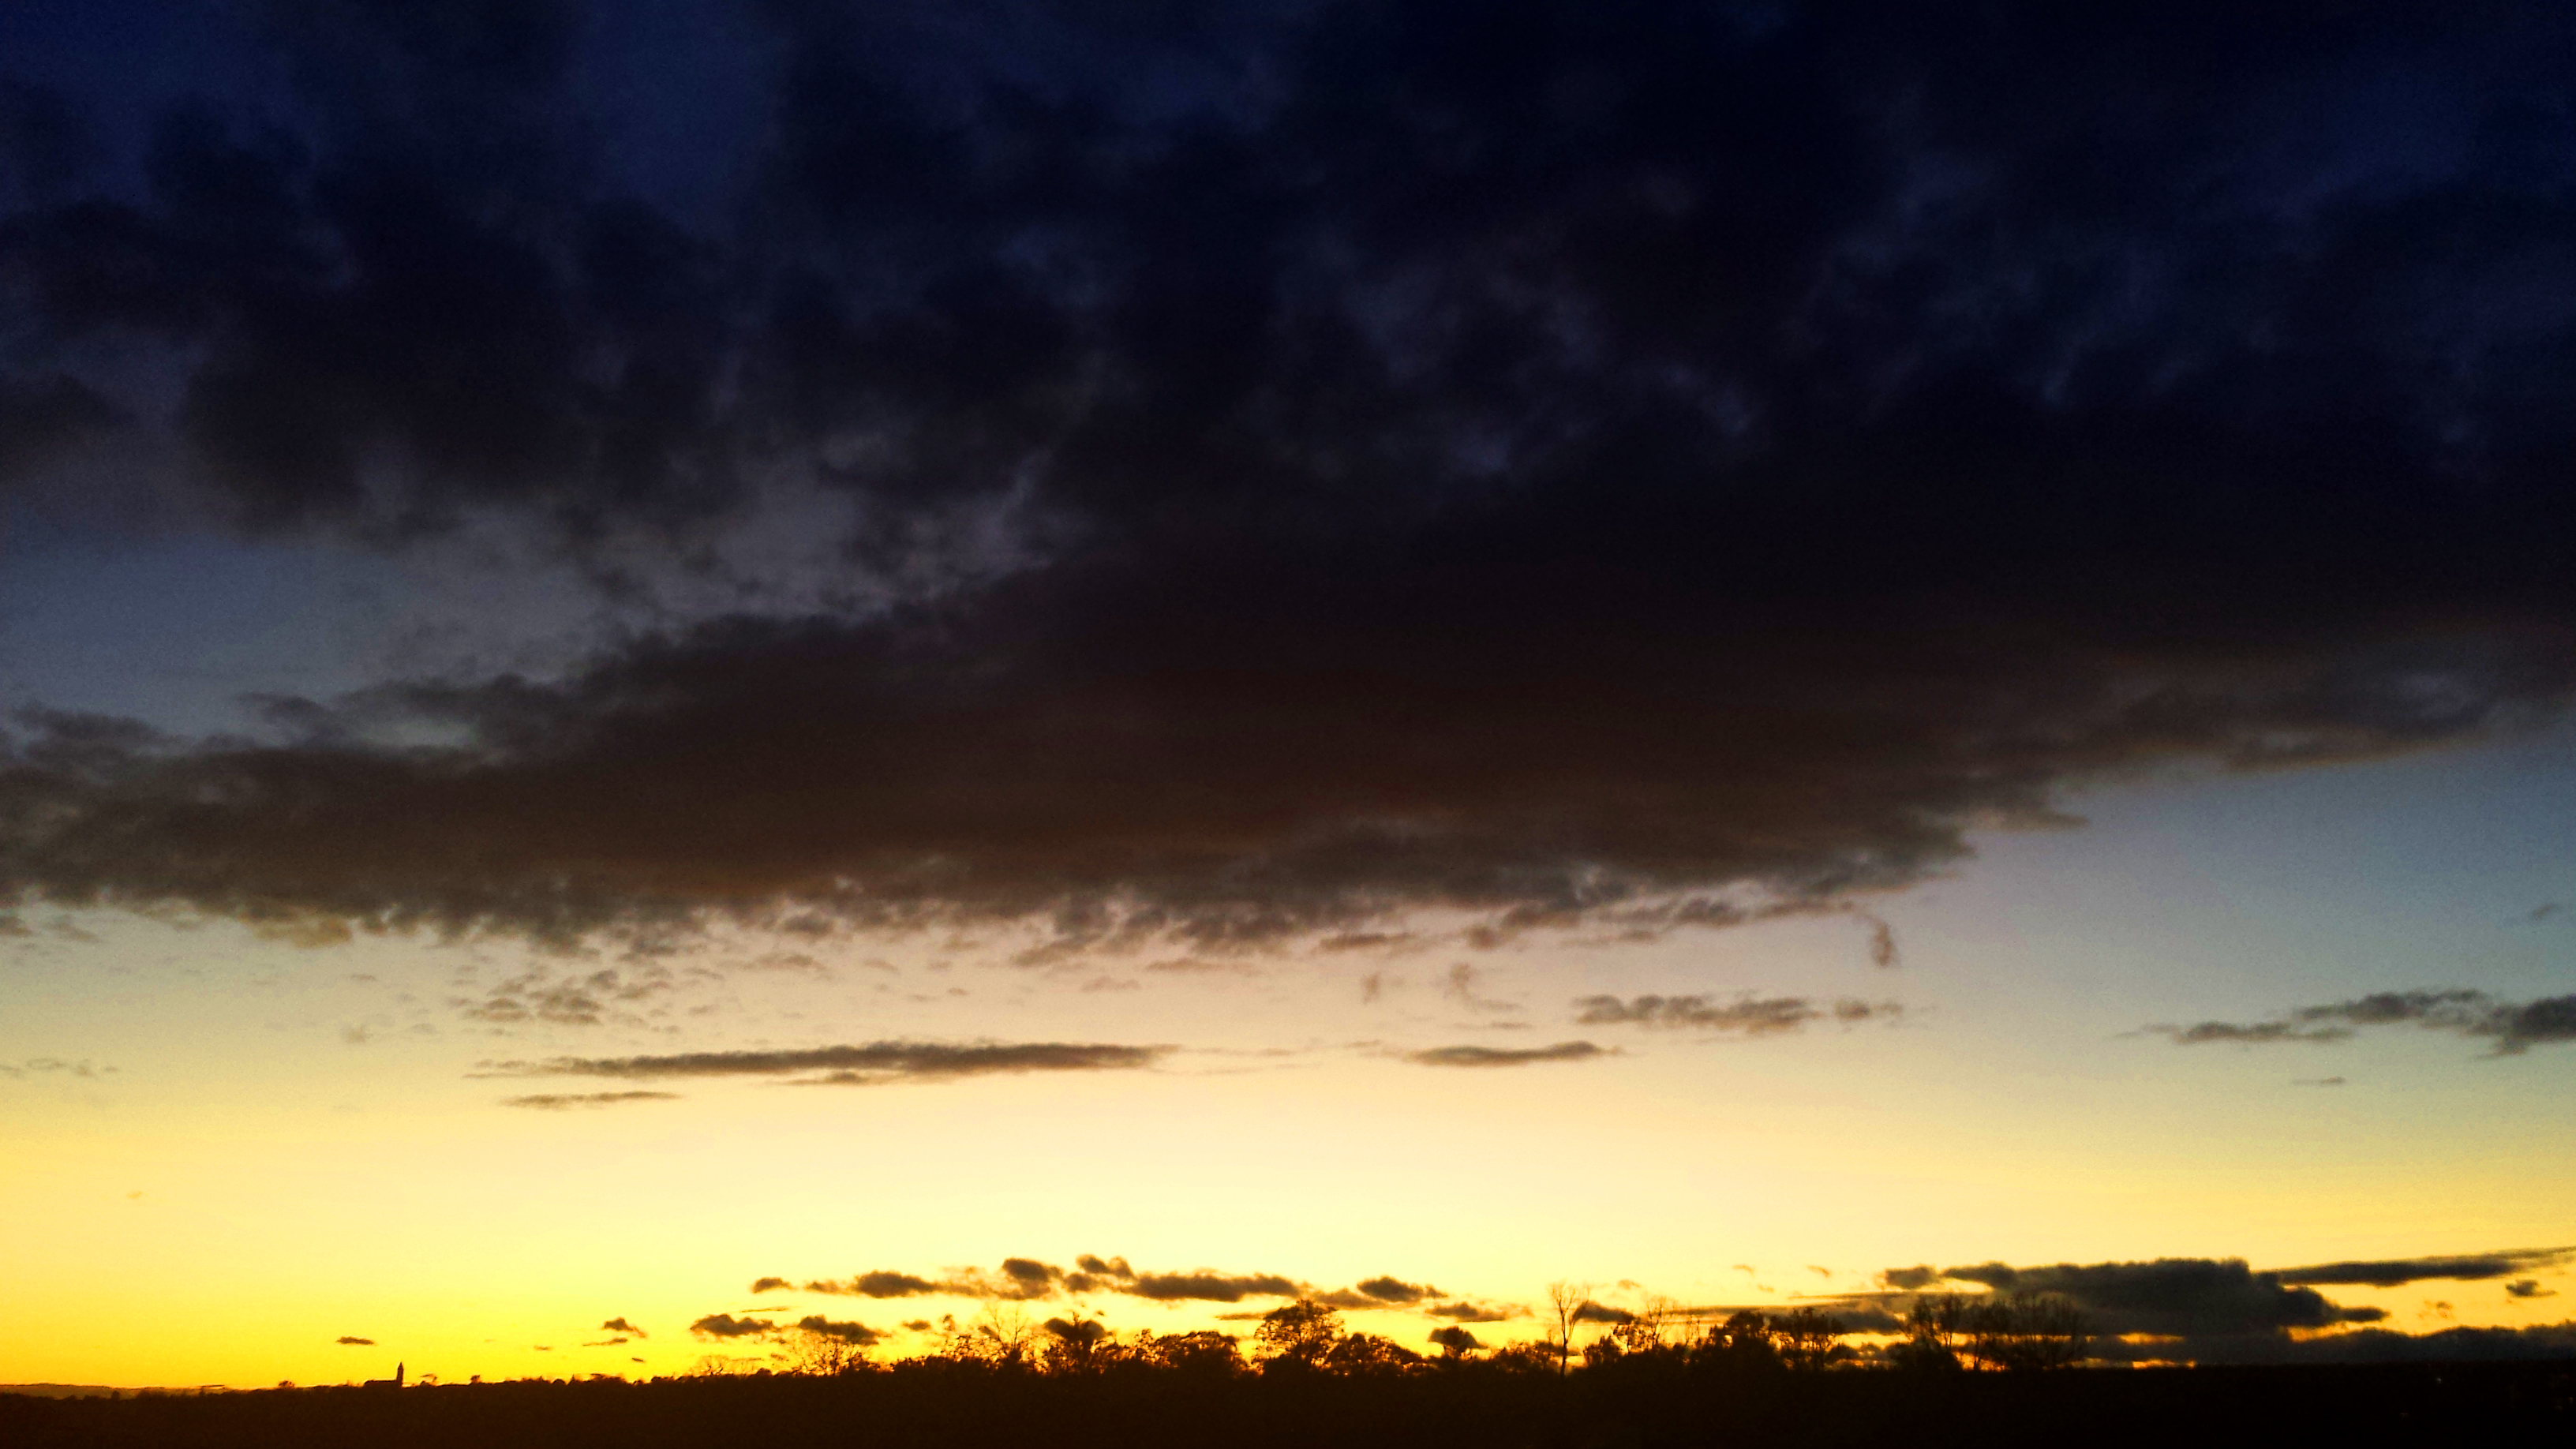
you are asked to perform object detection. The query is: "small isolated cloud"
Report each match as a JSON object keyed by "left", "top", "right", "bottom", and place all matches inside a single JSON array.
[
  {"left": 1574, "top": 994, "right": 1900, "bottom": 1035},
  {"left": 1428, "top": 1325, "right": 1482, "bottom": 1354},
  {"left": 1404, "top": 1041, "right": 1606, "bottom": 1068},
  {"left": 2506, "top": 1280, "right": 2556, "bottom": 1299},
  {"left": 1121, "top": 1271, "right": 1302, "bottom": 1303},
  {"left": 1, "top": 1058, "right": 114, "bottom": 1080},
  {"left": 487, "top": 1041, "right": 1170, "bottom": 1087},
  {"left": 1863, "top": 915, "right": 1899, "bottom": 969},
  {"left": 335, "top": 1336, "right": 373, "bottom": 1346},
  {"left": 689, "top": 1313, "right": 776, "bottom": 1339},
  {"left": 1442, "top": 963, "right": 1514, "bottom": 1013},
  {"left": 600, "top": 1317, "right": 646, "bottom": 1338},
  {"left": 498, "top": 1091, "right": 681, "bottom": 1110},
  {"left": 2293, "top": 1076, "right": 2347, "bottom": 1088},
  {"left": 749, "top": 1278, "right": 791, "bottom": 1294},
  {"left": 792, "top": 1316, "right": 880, "bottom": 1345},
  {"left": 1354, "top": 1276, "right": 1438, "bottom": 1305},
  {"left": 1425, "top": 1300, "right": 1526, "bottom": 1324},
  {"left": 803, "top": 1271, "right": 948, "bottom": 1298},
  {"left": 1879, "top": 1264, "right": 1943, "bottom": 1291},
  {"left": 2151, "top": 990, "right": 2576, "bottom": 1056}
]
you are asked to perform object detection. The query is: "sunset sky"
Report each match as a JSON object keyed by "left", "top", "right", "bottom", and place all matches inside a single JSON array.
[{"left": 2, "top": 0, "right": 2572, "bottom": 1389}]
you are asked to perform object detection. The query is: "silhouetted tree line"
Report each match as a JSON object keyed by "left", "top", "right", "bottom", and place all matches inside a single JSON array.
[
  {"left": 743, "top": 1292, "right": 1893, "bottom": 1383},
  {"left": 11, "top": 1358, "right": 2576, "bottom": 1449},
  {"left": 10, "top": 1289, "right": 2576, "bottom": 1448},
  {"left": 746, "top": 1286, "right": 2083, "bottom": 1383},
  {"left": 1893, "top": 1293, "right": 2093, "bottom": 1372}
]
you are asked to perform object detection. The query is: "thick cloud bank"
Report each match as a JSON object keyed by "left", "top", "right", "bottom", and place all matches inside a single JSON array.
[{"left": 6, "top": 2, "right": 2575, "bottom": 953}]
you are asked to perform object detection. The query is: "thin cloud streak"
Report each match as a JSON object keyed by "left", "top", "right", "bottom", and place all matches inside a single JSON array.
[
  {"left": 2153, "top": 990, "right": 2576, "bottom": 1056},
  {"left": 1402, "top": 1042, "right": 1608, "bottom": 1068},
  {"left": 485, "top": 1041, "right": 1173, "bottom": 1084},
  {"left": 498, "top": 1090, "right": 682, "bottom": 1110},
  {"left": 1574, "top": 994, "right": 1903, "bottom": 1035}
]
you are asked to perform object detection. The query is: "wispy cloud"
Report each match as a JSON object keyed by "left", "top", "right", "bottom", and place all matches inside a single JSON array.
[
  {"left": 1402, "top": 1042, "right": 1608, "bottom": 1068},
  {"left": 498, "top": 1091, "right": 681, "bottom": 1110},
  {"left": 2272, "top": 1246, "right": 2574, "bottom": 1288},
  {"left": 482, "top": 1041, "right": 1172, "bottom": 1087},
  {"left": 0, "top": 1058, "right": 117, "bottom": 1080},
  {"left": 2151, "top": 990, "right": 2576, "bottom": 1056},
  {"left": 1574, "top": 994, "right": 1901, "bottom": 1035}
]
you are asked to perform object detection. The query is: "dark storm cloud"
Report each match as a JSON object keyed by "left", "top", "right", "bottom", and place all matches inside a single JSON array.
[
  {"left": 485, "top": 1041, "right": 1170, "bottom": 1084},
  {"left": 2272, "top": 1246, "right": 2574, "bottom": 1288},
  {"left": 1574, "top": 994, "right": 1902, "bottom": 1035},
  {"left": 2153, "top": 990, "right": 2576, "bottom": 1056},
  {"left": 1403, "top": 1041, "right": 1607, "bottom": 1068},
  {"left": 496, "top": 1089, "right": 681, "bottom": 1110},
  {"left": 7, "top": 2, "right": 2576, "bottom": 952}
]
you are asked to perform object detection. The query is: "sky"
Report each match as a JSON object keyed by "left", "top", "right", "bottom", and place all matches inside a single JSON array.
[{"left": 2, "top": 0, "right": 2574, "bottom": 1388}]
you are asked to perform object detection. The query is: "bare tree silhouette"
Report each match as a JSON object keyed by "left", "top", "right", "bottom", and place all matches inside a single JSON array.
[{"left": 1542, "top": 1281, "right": 1594, "bottom": 1376}]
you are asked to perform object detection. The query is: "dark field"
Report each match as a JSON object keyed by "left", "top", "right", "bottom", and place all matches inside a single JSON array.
[{"left": 8, "top": 1361, "right": 2572, "bottom": 1449}]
